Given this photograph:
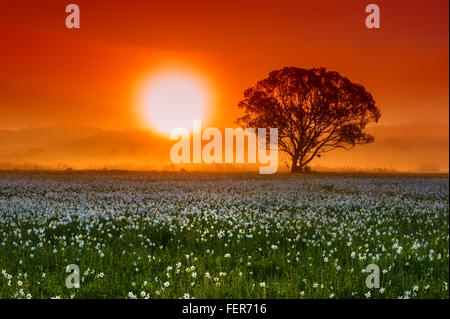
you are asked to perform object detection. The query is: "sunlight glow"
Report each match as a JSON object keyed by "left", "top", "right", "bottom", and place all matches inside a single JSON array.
[{"left": 139, "top": 72, "right": 209, "bottom": 135}]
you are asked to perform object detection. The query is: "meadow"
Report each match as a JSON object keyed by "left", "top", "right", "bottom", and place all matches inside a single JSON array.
[{"left": 0, "top": 171, "right": 448, "bottom": 299}]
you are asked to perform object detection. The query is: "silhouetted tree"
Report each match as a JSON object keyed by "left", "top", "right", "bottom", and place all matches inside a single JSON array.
[{"left": 237, "top": 67, "right": 381, "bottom": 172}]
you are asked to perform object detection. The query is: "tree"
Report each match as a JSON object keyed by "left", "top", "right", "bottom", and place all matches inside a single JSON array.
[{"left": 236, "top": 67, "right": 381, "bottom": 172}]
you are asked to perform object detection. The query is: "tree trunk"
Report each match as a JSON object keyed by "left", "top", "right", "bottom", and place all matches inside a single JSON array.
[
  {"left": 291, "top": 155, "right": 302, "bottom": 173},
  {"left": 291, "top": 155, "right": 308, "bottom": 173}
]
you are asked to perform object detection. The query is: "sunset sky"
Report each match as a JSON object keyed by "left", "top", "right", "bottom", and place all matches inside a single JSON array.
[{"left": 0, "top": 0, "right": 448, "bottom": 172}]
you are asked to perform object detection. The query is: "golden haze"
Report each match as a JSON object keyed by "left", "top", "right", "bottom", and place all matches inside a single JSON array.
[{"left": 0, "top": 0, "right": 448, "bottom": 172}]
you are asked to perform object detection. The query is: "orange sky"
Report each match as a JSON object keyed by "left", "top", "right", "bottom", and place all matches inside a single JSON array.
[{"left": 0, "top": 0, "right": 448, "bottom": 172}]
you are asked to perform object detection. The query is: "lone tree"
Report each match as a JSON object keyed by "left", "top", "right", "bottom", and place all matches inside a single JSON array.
[{"left": 237, "top": 67, "right": 381, "bottom": 172}]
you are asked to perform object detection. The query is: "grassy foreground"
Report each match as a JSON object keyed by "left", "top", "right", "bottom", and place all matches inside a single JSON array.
[{"left": 0, "top": 172, "right": 448, "bottom": 299}]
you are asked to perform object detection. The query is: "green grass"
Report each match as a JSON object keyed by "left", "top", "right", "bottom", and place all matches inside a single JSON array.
[{"left": 0, "top": 172, "right": 448, "bottom": 299}]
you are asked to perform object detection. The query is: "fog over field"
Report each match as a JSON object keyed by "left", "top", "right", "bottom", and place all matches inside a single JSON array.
[{"left": 0, "top": 122, "right": 448, "bottom": 173}]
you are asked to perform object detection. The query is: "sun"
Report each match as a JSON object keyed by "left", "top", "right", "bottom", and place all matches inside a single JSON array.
[{"left": 138, "top": 71, "right": 209, "bottom": 135}]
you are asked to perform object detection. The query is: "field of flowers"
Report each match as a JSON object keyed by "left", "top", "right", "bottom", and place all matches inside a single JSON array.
[{"left": 0, "top": 171, "right": 448, "bottom": 299}]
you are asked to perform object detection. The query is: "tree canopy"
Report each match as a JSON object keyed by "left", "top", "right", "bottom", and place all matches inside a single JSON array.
[{"left": 237, "top": 67, "right": 381, "bottom": 172}]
